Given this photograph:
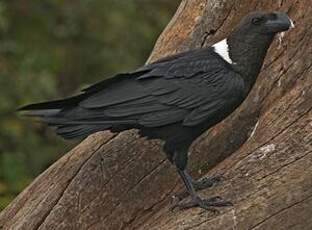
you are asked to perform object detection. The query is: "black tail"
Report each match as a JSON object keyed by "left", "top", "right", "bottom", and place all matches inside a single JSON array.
[
  {"left": 18, "top": 94, "right": 79, "bottom": 113},
  {"left": 55, "top": 124, "right": 110, "bottom": 139},
  {"left": 18, "top": 71, "right": 151, "bottom": 139},
  {"left": 18, "top": 96, "right": 111, "bottom": 139}
]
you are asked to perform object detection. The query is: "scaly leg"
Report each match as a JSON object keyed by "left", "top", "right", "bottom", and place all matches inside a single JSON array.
[
  {"left": 173, "top": 169, "right": 232, "bottom": 211},
  {"left": 175, "top": 172, "right": 223, "bottom": 200}
]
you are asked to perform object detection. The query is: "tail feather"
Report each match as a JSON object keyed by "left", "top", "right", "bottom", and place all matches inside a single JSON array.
[
  {"left": 17, "top": 95, "right": 83, "bottom": 119},
  {"left": 56, "top": 124, "right": 111, "bottom": 139},
  {"left": 19, "top": 109, "right": 61, "bottom": 117},
  {"left": 18, "top": 95, "right": 82, "bottom": 112},
  {"left": 18, "top": 95, "right": 112, "bottom": 139},
  {"left": 18, "top": 71, "right": 150, "bottom": 139},
  {"left": 18, "top": 96, "right": 134, "bottom": 139}
]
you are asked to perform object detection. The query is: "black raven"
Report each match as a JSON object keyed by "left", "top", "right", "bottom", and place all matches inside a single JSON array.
[{"left": 19, "top": 11, "right": 293, "bottom": 210}]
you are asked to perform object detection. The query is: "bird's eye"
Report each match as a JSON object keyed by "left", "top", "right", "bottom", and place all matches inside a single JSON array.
[{"left": 251, "top": 17, "right": 264, "bottom": 25}]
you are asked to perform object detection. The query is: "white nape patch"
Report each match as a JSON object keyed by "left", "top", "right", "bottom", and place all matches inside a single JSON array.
[{"left": 212, "top": 39, "right": 234, "bottom": 64}]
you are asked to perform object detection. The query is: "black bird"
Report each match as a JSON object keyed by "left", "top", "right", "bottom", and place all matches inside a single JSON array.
[{"left": 19, "top": 11, "right": 293, "bottom": 210}]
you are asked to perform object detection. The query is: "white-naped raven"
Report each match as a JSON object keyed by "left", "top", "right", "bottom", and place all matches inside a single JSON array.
[{"left": 19, "top": 11, "right": 294, "bottom": 211}]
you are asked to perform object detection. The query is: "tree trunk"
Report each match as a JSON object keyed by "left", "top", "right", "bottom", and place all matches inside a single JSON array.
[{"left": 1, "top": 0, "right": 311, "bottom": 229}]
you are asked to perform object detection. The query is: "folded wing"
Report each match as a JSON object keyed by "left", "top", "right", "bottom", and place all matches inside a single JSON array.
[{"left": 19, "top": 48, "right": 245, "bottom": 139}]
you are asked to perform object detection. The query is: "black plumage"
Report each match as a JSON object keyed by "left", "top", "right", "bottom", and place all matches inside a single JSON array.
[{"left": 19, "top": 11, "right": 293, "bottom": 210}]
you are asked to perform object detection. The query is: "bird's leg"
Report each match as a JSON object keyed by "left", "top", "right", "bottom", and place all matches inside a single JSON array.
[
  {"left": 174, "top": 171, "right": 223, "bottom": 201},
  {"left": 172, "top": 169, "right": 232, "bottom": 211}
]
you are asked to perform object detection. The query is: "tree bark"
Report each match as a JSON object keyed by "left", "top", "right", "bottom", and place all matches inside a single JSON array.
[{"left": 1, "top": 0, "right": 311, "bottom": 229}]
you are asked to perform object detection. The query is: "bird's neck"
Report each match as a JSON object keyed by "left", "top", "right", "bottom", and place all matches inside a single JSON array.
[{"left": 227, "top": 32, "right": 274, "bottom": 88}]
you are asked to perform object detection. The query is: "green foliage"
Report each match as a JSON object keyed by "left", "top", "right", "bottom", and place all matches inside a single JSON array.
[{"left": 0, "top": 0, "right": 179, "bottom": 210}]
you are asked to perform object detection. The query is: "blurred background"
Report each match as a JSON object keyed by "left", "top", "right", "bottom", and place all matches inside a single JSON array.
[{"left": 0, "top": 0, "right": 179, "bottom": 210}]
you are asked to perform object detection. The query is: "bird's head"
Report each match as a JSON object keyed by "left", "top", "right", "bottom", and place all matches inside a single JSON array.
[
  {"left": 234, "top": 11, "right": 294, "bottom": 35},
  {"left": 226, "top": 11, "right": 294, "bottom": 84}
]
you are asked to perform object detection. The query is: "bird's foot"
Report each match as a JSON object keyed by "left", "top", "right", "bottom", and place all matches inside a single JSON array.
[
  {"left": 175, "top": 174, "right": 223, "bottom": 200},
  {"left": 193, "top": 174, "right": 224, "bottom": 191},
  {"left": 171, "top": 196, "right": 232, "bottom": 212}
]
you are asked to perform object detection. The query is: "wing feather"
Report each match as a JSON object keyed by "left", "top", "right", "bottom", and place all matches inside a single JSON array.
[
  {"left": 139, "top": 109, "right": 188, "bottom": 127},
  {"left": 80, "top": 80, "right": 147, "bottom": 108},
  {"left": 20, "top": 47, "right": 245, "bottom": 140},
  {"left": 76, "top": 53, "right": 242, "bottom": 127}
]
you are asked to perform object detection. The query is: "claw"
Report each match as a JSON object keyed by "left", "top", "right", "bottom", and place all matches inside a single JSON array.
[
  {"left": 171, "top": 195, "right": 233, "bottom": 212},
  {"left": 174, "top": 169, "right": 232, "bottom": 212},
  {"left": 202, "top": 197, "right": 233, "bottom": 207},
  {"left": 174, "top": 174, "right": 224, "bottom": 200}
]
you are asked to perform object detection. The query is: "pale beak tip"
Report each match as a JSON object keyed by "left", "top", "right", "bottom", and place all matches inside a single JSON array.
[{"left": 289, "top": 18, "right": 295, "bottom": 29}]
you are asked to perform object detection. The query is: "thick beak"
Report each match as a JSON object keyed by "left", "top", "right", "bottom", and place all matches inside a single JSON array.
[{"left": 265, "top": 12, "right": 294, "bottom": 33}]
